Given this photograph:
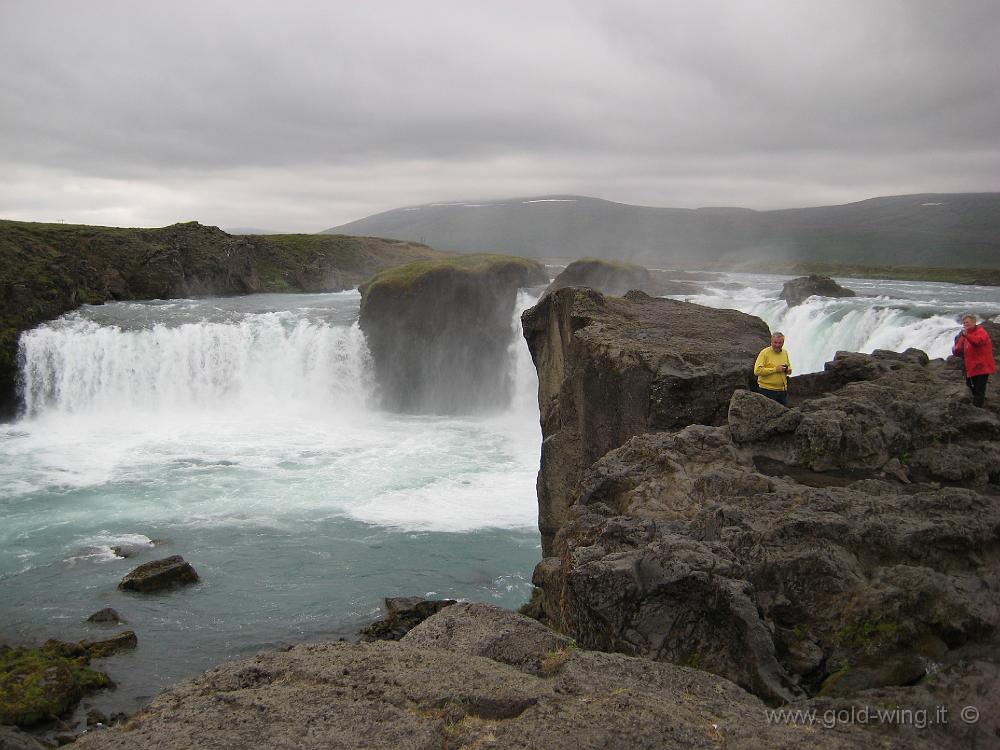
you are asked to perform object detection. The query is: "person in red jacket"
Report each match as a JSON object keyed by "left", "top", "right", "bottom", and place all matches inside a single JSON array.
[{"left": 952, "top": 314, "right": 996, "bottom": 407}]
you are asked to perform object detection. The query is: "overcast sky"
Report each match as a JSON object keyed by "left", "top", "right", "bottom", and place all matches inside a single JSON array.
[{"left": 1, "top": 0, "right": 997, "bottom": 232}]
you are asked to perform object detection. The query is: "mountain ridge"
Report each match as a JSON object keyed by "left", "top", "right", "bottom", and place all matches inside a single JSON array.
[{"left": 324, "top": 192, "right": 1000, "bottom": 268}]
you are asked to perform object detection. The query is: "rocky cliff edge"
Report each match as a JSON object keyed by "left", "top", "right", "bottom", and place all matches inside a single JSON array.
[{"left": 524, "top": 287, "right": 999, "bottom": 748}]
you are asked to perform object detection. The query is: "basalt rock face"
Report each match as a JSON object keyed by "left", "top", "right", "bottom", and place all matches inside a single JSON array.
[
  {"left": 359, "top": 254, "right": 547, "bottom": 414},
  {"left": 779, "top": 275, "right": 856, "bottom": 307},
  {"left": 0, "top": 220, "right": 444, "bottom": 419},
  {"left": 521, "top": 287, "right": 770, "bottom": 554},
  {"left": 524, "top": 293, "right": 1000, "bottom": 747},
  {"left": 546, "top": 258, "right": 702, "bottom": 297},
  {"left": 68, "top": 604, "right": 902, "bottom": 750}
]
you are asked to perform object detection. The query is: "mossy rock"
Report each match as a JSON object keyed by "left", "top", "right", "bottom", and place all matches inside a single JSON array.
[
  {"left": 359, "top": 253, "right": 545, "bottom": 299},
  {"left": 818, "top": 653, "right": 927, "bottom": 698},
  {"left": 0, "top": 644, "right": 112, "bottom": 726},
  {"left": 358, "top": 254, "right": 546, "bottom": 414}
]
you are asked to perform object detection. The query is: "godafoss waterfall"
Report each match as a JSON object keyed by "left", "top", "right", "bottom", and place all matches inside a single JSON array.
[
  {"left": 0, "top": 289, "right": 543, "bottom": 718},
  {"left": 3, "top": 262, "right": 1000, "bottom": 742},
  {"left": 685, "top": 272, "right": 1000, "bottom": 373}
]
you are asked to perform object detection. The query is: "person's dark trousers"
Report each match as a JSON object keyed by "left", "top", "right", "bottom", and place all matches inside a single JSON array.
[
  {"left": 966, "top": 374, "right": 989, "bottom": 407},
  {"left": 759, "top": 388, "right": 788, "bottom": 407}
]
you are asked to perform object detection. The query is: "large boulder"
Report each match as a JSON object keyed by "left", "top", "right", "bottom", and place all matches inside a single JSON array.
[
  {"left": 779, "top": 275, "right": 856, "bottom": 307},
  {"left": 118, "top": 556, "right": 199, "bottom": 593},
  {"left": 359, "top": 254, "right": 547, "bottom": 414},
  {"left": 521, "top": 287, "right": 770, "bottom": 554},
  {"left": 69, "top": 604, "right": 903, "bottom": 750}
]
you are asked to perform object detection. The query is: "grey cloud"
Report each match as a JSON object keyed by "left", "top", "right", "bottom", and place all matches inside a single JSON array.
[{"left": 0, "top": 0, "right": 997, "bottom": 231}]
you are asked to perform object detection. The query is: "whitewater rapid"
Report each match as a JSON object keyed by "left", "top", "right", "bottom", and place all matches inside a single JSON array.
[{"left": 682, "top": 273, "right": 1000, "bottom": 374}]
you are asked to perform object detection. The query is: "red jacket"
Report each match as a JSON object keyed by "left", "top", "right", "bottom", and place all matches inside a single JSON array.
[{"left": 953, "top": 325, "right": 997, "bottom": 377}]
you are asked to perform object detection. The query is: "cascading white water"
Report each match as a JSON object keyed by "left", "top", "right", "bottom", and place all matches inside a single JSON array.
[
  {"left": 1, "top": 288, "right": 546, "bottom": 720},
  {"left": 19, "top": 312, "right": 372, "bottom": 418},
  {"left": 683, "top": 273, "right": 1000, "bottom": 374}
]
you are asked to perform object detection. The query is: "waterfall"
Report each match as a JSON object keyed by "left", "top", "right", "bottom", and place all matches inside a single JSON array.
[
  {"left": 683, "top": 274, "right": 1000, "bottom": 374},
  {"left": 16, "top": 288, "right": 544, "bottom": 420},
  {"left": 18, "top": 307, "right": 373, "bottom": 418},
  {"left": 509, "top": 289, "right": 542, "bottom": 415}
]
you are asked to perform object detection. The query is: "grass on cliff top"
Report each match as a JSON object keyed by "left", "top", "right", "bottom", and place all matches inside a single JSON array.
[
  {"left": 570, "top": 257, "right": 649, "bottom": 272},
  {"left": 361, "top": 253, "right": 543, "bottom": 292},
  {"left": 263, "top": 233, "right": 369, "bottom": 266},
  {"left": 0, "top": 219, "right": 133, "bottom": 244}
]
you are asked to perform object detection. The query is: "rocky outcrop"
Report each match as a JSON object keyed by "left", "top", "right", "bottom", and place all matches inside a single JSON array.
[
  {"left": 521, "top": 287, "right": 770, "bottom": 554},
  {"left": 779, "top": 275, "right": 856, "bottom": 306},
  {"left": 546, "top": 258, "right": 702, "bottom": 297},
  {"left": 118, "top": 556, "right": 199, "bottom": 593},
  {"left": 359, "top": 254, "right": 547, "bottom": 414},
  {"left": 523, "top": 289, "right": 1000, "bottom": 747},
  {"left": 69, "top": 604, "right": 901, "bottom": 750},
  {"left": 0, "top": 220, "right": 445, "bottom": 418},
  {"left": 359, "top": 597, "right": 456, "bottom": 641}
]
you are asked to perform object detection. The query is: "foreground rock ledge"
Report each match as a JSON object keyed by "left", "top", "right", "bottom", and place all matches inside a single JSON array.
[{"left": 70, "top": 604, "right": 904, "bottom": 750}]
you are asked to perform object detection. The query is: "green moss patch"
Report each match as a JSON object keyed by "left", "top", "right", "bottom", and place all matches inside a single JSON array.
[
  {"left": 0, "top": 643, "right": 113, "bottom": 726},
  {"left": 360, "top": 253, "right": 544, "bottom": 295}
]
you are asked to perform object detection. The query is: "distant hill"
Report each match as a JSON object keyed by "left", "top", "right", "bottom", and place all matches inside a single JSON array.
[
  {"left": 324, "top": 193, "right": 1000, "bottom": 268},
  {"left": 224, "top": 226, "right": 287, "bottom": 235}
]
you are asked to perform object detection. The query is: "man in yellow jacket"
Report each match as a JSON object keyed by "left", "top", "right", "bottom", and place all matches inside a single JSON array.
[{"left": 754, "top": 332, "right": 791, "bottom": 406}]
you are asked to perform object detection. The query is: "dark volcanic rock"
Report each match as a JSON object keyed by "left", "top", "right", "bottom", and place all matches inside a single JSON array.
[
  {"left": 359, "top": 254, "right": 547, "bottom": 414},
  {"left": 779, "top": 275, "right": 856, "bottom": 306},
  {"left": 523, "top": 292, "right": 1000, "bottom": 747},
  {"left": 85, "top": 608, "right": 123, "bottom": 625},
  {"left": 546, "top": 258, "right": 702, "bottom": 297},
  {"left": 359, "top": 597, "right": 457, "bottom": 641},
  {"left": 0, "top": 726, "right": 48, "bottom": 749},
  {"left": 547, "top": 258, "right": 656, "bottom": 296},
  {"left": 70, "top": 604, "right": 899, "bottom": 750},
  {"left": 117, "top": 556, "right": 199, "bottom": 593},
  {"left": 521, "top": 287, "right": 770, "bottom": 554}
]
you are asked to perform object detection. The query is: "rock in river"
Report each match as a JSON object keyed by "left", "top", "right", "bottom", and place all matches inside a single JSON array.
[{"left": 118, "top": 555, "right": 199, "bottom": 593}]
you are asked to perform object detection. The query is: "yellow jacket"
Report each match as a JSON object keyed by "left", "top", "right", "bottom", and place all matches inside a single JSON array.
[{"left": 754, "top": 346, "right": 791, "bottom": 391}]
